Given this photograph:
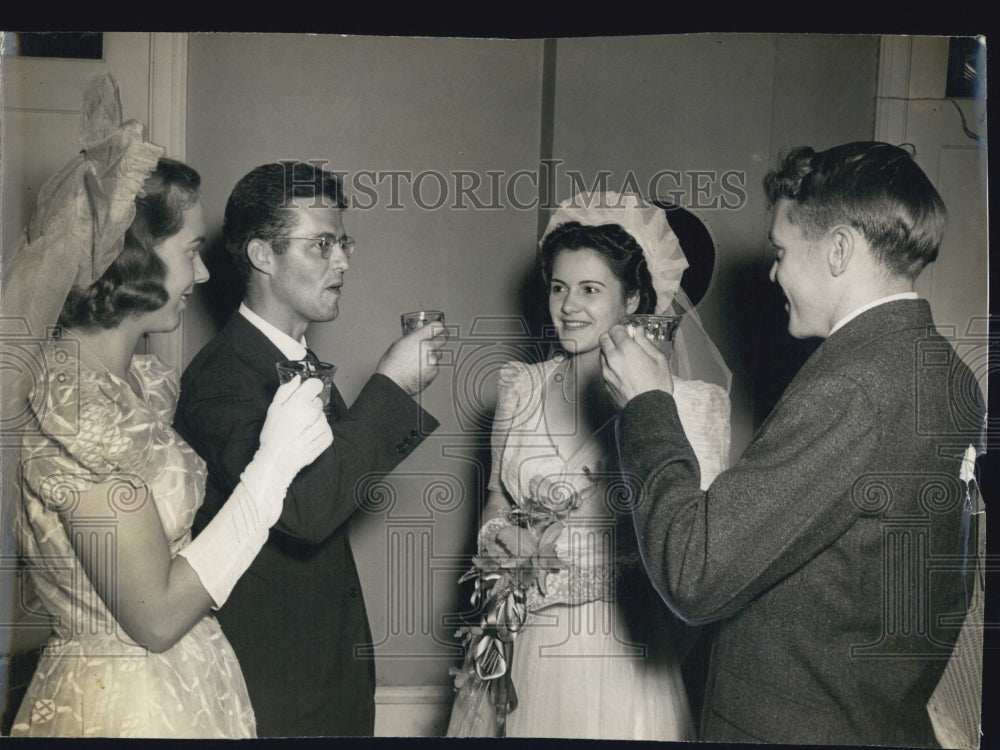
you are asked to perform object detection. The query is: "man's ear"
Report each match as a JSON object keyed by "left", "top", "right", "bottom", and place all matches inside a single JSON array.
[
  {"left": 826, "top": 225, "right": 855, "bottom": 278},
  {"left": 246, "top": 239, "right": 272, "bottom": 275},
  {"left": 626, "top": 291, "right": 640, "bottom": 315}
]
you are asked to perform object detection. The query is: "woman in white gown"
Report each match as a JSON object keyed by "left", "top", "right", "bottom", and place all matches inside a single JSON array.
[
  {"left": 448, "top": 192, "right": 732, "bottom": 739},
  {"left": 4, "top": 74, "right": 332, "bottom": 738}
]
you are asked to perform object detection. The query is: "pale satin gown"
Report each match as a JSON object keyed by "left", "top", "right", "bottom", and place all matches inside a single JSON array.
[
  {"left": 12, "top": 347, "right": 256, "bottom": 738},
  {"left": 487, "top": 358, "right": 730, "bottom": 739}
]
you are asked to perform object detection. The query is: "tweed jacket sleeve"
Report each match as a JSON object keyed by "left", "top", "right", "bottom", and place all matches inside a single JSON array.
[{"left": 618, "top": 371, "right": 881, "bottom": 624}]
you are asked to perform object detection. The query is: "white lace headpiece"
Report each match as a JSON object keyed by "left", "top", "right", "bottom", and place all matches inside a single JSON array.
[{"left": 539, "top": 191, "right": 688, "bottom": 314}]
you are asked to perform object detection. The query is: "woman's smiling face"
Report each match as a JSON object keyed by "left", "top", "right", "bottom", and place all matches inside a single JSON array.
[
  {"left": 548, "top": 248, "right": 638, "bottom": 356},
  {"left": 143, "top": 199, "right": 209, "bottom": 334}
]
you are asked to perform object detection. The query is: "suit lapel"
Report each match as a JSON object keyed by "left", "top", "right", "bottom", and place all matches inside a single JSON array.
[{"left": 221, "top": 312, "right": 288, "bottom": 380}]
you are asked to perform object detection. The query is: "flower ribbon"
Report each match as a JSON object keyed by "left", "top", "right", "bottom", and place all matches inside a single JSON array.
[{"left": 452, "top": 477, "right": 599, "bottom": 733}]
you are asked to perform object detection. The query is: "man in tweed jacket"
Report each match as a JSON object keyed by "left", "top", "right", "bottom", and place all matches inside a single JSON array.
[{"left": 600, "top": 142, "right": 984, "bottom": 746}]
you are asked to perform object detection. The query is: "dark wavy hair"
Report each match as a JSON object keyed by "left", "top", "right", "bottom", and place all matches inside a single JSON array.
[
  {"left": 57, "top": 158, "right": 202, "bottom": 329},
  {"left": 763, "top": 142, "right": 946, "bottom": 280},
  {"left": 223, "top": 161, "right": 348, "bottom": 286},
  {"left": 540, "top": 221, "right": 657, "bottom": 314}
]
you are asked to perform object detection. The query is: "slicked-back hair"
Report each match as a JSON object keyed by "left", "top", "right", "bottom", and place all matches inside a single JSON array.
[
  {"left": 58, "top": 157, "right": 201, "bottom": 329},
  {"left": 540, "top": 221, "right": 657, "bottom": 314},
  {"left": 223, "top": 161, "right": 348, "bottom": 286},
  {"left": 763, "top": 142, "right": 946, "bottom": 280}
]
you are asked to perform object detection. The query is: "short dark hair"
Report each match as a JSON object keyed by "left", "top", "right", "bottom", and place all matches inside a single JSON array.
[
  {"left": 223, "top": 161, "right": 348, "bottom": 285},
  {"left": 539, "top": 221, "right": 656, "bottom": 314},
  {"left": 58, "top": 157, "right": 201, "bottom": 329},
  {"left": 763, "top": 142, "right": 946, "bottom": 280}
]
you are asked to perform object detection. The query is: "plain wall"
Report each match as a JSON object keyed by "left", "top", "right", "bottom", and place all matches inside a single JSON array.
[{"left": 182, "top": 33, "right": 880, "bottom": 690}]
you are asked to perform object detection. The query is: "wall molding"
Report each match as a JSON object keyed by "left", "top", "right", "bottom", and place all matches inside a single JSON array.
[
  {"left": 875, "top": 35, "right": 911, "bottom": 144},
  {"left": 875, "top": 35, "right": 952, "bottom": 146},
  {"left": 143, "top": 33, "right": 189, "bottom": 370},
  {"left": 374, "top": 684, "right": 454, "bottom": 737}
]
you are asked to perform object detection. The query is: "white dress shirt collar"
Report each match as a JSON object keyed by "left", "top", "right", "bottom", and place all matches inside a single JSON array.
[
  {"left": 239, "top": 303, "right": 309, "bottom": 360},
  {"left": 828, "top": 292, "right": 919, "bottom": 337}
]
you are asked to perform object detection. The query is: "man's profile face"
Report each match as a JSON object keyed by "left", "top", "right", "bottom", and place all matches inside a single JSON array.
[
  {"left": 268, "top": 206, "right": 350, "bottom": 329},
  {"left": 768, "top": 199, "right": 831, "bottom": 339}
]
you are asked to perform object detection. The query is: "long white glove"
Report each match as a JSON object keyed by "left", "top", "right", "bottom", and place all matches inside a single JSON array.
[{"left": 179, "top": 376, "right": 333, "bottom": 608}]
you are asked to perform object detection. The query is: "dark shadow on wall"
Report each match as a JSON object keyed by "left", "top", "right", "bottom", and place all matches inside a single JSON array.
[
  {"left": 658, "top": 202, "right": 819, "bottom": 431},
  {"left": 198, "top": 231, "right": 244, "bottom": 332},
  {"left": 511, "top": 255, "right": 554, "bottom": 364},
  {"left": 657, "top": 201, "right": 715, "bottom": 310},
  {"left": 728, "top": 252, "right": 821, "bottom": 429}
]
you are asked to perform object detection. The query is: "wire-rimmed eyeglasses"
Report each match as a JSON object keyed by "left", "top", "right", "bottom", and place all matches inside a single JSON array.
[{"left": 274, "top": 234, "right": 355, "bottom": 258}]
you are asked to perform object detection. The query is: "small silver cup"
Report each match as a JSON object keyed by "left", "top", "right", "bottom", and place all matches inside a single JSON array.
[
  {"left": 275, "top": 359, "right": 337, "bottom": 414},
  {"left": 401, "top": 310, "right": 445, "bottom": 335}
]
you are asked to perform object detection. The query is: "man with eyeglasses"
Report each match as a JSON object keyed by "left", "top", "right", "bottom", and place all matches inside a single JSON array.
[{"left": 175, "top": 161, "right": 447, "bottom": 737}]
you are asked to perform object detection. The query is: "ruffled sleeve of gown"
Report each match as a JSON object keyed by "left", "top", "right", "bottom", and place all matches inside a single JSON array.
[
  {"left": 23, "top": 348, "right": 167, "bottom": 511},
  {"left": 671, "top": 377, "right": 732, "bottom": 489}
]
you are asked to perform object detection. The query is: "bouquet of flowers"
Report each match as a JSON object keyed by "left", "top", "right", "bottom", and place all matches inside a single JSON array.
[{"left": 446, "top": 475, "right": 595, "bottom": 736}]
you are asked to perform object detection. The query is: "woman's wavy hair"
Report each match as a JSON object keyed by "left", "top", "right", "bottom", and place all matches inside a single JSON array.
[
  {"left": 58, "top": 158, "right": 201, "bottom": 329},
  {"left": 539, "top": 221, "right": 657, "bottom": 314}
]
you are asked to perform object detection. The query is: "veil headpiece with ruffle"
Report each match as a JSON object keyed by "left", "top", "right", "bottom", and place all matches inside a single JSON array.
[
  {"left": 540, "top": 191, "right": 731, "bottom": 391},
  {"left": 1, "top": 73, "right": 165, "bottom": 422}
]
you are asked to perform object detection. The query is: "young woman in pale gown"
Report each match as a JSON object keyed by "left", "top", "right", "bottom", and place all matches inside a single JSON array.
[
  {"left": 449, "top": 192, "right": 732, "bottom": 739},
  {"left": 5, "top": 74, "right": 332, "bottom": 738}
]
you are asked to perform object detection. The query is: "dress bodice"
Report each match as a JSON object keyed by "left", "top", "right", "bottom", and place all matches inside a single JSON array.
[
  {"left": 18, "top": 344, "right": 208, "bottom": 645},
  {"left": 12, "top": 343, "right": 256, "bottom": 737},
  {"left": 490, "top": 359, "right": 613, "bottom": 511}
]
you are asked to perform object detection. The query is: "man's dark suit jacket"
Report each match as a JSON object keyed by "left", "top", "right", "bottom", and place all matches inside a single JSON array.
[
  {"left": 174, "top": 312, "right": 439, "bottom": 736},
  {"left": 618, "top": 299, "right": 983, "bottom": 746}
]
